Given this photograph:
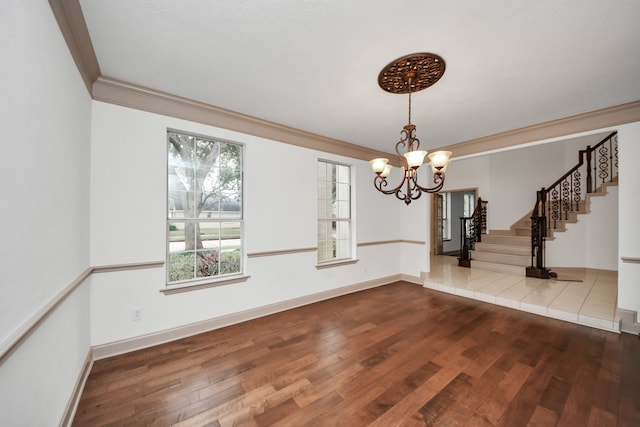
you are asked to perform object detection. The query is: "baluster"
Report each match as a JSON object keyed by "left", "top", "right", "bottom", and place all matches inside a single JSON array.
[
  {"left": 547, "top": 189, "right": 551, "bottom": 230},
  {"left": 598, "top": 143, "right": 609, "bottom": 189},
  {"left": 614, "top": 135, "right": 618, "bottom": 177},
  {"left": 563, "top": 178, "right": 571, "bottom": 220},
  {"left": 593, "top": 148, "right": 597, "bottom": 191},
  {"left": 609, "top": 136, "right": 613, "bottom": 182},
  {"left": 551, "top": 186, "right": 559, "bottom": 229},
  {"left": 573, "top": 169, "right": 581, "bottom": 212}
]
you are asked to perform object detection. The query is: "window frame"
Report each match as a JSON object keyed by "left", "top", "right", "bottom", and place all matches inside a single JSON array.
[
  {"left": 441, "top": 192, "right": 452, "bottom": 241},
  {"left": 166, "top": 128, "right": 245, "bottom": 288},
  {"left": 316, "top": 159, "right": 354, "bottom": 266}
]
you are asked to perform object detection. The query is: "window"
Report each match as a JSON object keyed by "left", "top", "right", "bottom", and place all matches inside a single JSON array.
[
  {"left": 317, "top": 160, "right": 351, "bottom": 263},
  {"left": 463, "top": 193, "right": 475, "bottom": 217},
  {"left": 441, "top": 192, "right": 452, "bottom": 241},
  {"left": 167, "top": 130, "right": 243, "bottom": 284},
  {"left": 463, "top": 193, "right": 475, "bottom": 238}
]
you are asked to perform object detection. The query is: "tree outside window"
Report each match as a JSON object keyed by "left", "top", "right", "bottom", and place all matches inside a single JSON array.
[{"left": 167, "top": 130, "right": 243, "bottom": 284}]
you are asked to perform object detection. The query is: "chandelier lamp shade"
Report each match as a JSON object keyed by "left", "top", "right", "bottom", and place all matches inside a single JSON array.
[{"left": 370, "top": 53, "right": 452, "bottom": 205}]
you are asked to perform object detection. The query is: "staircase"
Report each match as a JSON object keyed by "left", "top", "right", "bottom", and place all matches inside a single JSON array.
[
  {"left": 471, "top": 180, "right": 617, "bottom": 275},
  {"left": 471, "top": 232, "right": 531, "bottom": 275},
  {"left": 463, "top": 131, "right": 618, "bottom": 276}
]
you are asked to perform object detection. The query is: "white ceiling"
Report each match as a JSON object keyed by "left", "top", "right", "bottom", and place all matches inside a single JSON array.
[{"left": 79, "top": 0, "right": 640, "bottom": 153}]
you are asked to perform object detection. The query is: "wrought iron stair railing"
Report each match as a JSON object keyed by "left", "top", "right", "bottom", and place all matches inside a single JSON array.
[
  {"left": 526, "top": 131, "right": 618, "bottom": 278},
  {"left": 458, "top": 197, "right": 488, "bottom": 268}
]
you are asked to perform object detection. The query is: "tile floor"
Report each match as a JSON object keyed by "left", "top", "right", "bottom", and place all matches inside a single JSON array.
[{"left": 425, "top": 255, "right": 620, "bottom": 332}]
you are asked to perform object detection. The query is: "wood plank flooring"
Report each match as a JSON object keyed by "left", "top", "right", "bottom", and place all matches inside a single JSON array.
[{"left": 73, "top": 282, "right": 640, "bottom": 426}]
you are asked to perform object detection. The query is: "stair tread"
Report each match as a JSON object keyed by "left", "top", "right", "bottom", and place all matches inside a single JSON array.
[
  {"left": 474, "top": 244, "right": 530, "bottom": 256},
  {"left": 476, "top": 242, "right": 530, "bottom": 248},
  {"left": 485, "top": 234, "right": 529, "bottom": 239},
  {"left": 482, "top": 235, "right": 530, "bottom": 246}
]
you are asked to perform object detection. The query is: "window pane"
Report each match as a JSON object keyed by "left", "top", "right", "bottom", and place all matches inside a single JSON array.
[
  {"left": 317, "top": 199, "right": 327, "bottom": 219},
  {"left": 318, "top": 180, "right": 327, "bottom": 202},
  {"left": 196, "top": 249, "right": 219, "bottom": 278},
  {"left": 200, "top": 221, "right": 220, "bottom": 249},
  {"left": 168, "top": 252, "right": 196, "bottom": 282},
  {"left": 168, "top": 221, "right": 186, "bottom": 252},
  {"left": 328, "top": 163, "right": 336, "bottom": 183},
  {"left": 220, "top": 249, "right": 241, "bottom": 275},
  {"left": 318, "top": 161, "right": 327, "bottom": 180},
  {"left": 337, "top": 221, "right": 350, "bottom": 240},
  {"left": 317, "top": 220, "right": 331, "bottom": 262},
  {"left": 167, "top": 130, "right": 243, "bottom": 284},
  {"left": 318, "top": 220, "right": 328, "bottom": 241},
  {"left": 337, "top": 183, "right": 350, "bottom": 202},
  {"left": 326, "top": 181, "right": 335, "bottom": 203},
  {"left": 336, "top": 239, "right": 350, "bottom": 259},
  {"left": 337, "top": 201, "right": 350, "bottom": 219},
  {"left": 337, "top": 165, "right": 350, "bottom": 183}
]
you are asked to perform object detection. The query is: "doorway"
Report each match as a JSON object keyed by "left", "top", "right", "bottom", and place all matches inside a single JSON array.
[{"left": 431, "top": 188, "right": 477, "bottom": 256}]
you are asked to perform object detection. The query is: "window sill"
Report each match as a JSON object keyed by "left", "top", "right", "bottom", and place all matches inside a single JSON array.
[
  {"left": 315, "top": 258, "right": 359, "bottom": 269},
  {"left": 160, "top": 274, "right": 251, "bottom": 295}
]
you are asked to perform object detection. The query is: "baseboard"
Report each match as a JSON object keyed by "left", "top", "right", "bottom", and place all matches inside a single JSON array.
[
  {"left": 92, "top": 274, "right": 405, "bottom": 360},
  {"left": 399, "top": 274, "right": 422, "bottom": 285},
  {"left": 618, "top": 308, "right": 640, "bottom": 335},
  {"left": 60, "top": 348, "right": 93, "bottom": 427}
]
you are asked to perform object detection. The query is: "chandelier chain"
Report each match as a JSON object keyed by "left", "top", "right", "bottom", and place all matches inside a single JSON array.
[{"left": 408, "top": 88, "right": 412, "bottom": 125}]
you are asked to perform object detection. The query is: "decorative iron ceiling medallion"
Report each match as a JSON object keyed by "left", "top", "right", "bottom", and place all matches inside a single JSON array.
[{"left": 378, "top": 52, "right": 446, "bottom": 94}]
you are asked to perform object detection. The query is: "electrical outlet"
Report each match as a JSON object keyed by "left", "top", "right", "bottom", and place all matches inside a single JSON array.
[{"left": 131, "top": 308, "right": 143, "bottom": 321}]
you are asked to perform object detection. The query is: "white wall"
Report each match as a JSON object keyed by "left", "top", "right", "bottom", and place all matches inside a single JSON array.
[
  {"left": 89, "top": 102, "right": 425, "bottom": 347},
  {"left": 546, "top": 187, "right": 618, "bottom": 270},
  {"left": 617, "top": 121, "right": 640, "bottom": 313},
  {"left": 0, "top": 1, "right": 92, "bottom": 425}
]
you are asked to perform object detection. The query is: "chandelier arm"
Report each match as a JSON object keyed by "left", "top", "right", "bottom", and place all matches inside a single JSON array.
[
  {"left": 407, "top": 176, "right": 423, "bottom": 202},
  {"left": 395, "top": 135, "right": 409, "bottom": 167},
  {"left": 413, "top": 172, "right": 446, "bottom": 193},
  {"left": 373, "top": 174, "right": 408, "bottom": 196},
  {"left": 395, "top": 188, "right": 410, "bottom": 204}
]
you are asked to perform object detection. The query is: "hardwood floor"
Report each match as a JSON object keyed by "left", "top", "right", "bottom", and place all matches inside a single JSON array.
[{"left": 73, "top": 282, "right": 640, "bottom": 426}]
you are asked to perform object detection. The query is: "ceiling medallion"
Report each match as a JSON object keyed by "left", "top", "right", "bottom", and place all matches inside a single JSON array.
[
  {"left": 378, "top": 52, "right": 446, "bottom": 94},
  {"left": 370, "top": 53, "right": 452, "bottom": 205}
]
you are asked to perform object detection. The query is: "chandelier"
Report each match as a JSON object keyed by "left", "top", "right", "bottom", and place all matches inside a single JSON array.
[{"left": 370, "top": 53, "right": 452, "bottom": 205}]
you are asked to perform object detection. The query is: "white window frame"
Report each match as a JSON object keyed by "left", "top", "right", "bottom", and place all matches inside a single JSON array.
[
  {"left": 166, "top": 129, "right": 245, "bottom": 289},
  {"left": 317, "top": 159, "right": 354, "bottom": 266}
]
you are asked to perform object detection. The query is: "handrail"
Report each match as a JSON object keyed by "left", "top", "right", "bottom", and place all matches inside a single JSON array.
[
  {"left": 544, "top": 131, "right": 617, "bottom": 193},
  {"left": 527, "top": 131, "right": 618, "bottom": 278},
  {"left": 458, "top": 197, "right": 488, "bottom": 268}
]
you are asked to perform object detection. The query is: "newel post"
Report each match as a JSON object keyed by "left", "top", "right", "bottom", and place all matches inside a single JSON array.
[
  {"left": 585, "top": 145, "right": 593, "bottom": 194},
  {"left": 526, "top": 188, "right": 552, "bottom": 279}
]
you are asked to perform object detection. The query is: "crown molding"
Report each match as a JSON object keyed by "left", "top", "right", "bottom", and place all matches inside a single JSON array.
[
  {"left": 49, "top": 0, "right": 100, "bottom": 94},
  {"left": 93, "top": 76, "right": 394, "bottom": 162},
  {"left": 436, "top": 100, "right": 640, "bottom": 157}
]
